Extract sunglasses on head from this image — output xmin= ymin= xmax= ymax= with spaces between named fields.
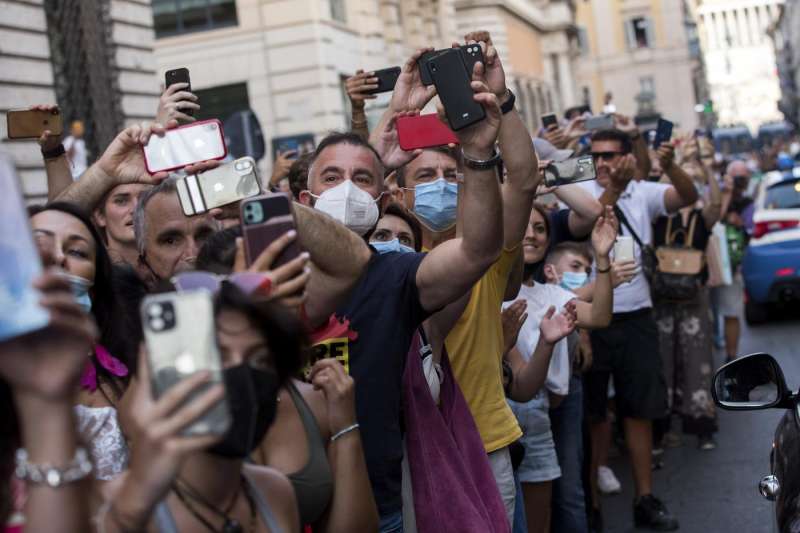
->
xmin=172 ymin=271 xmax=272 ymax=297
xmin=591 ymin=151 xmax=623 ymax=161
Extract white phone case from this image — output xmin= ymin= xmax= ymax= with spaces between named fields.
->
xmin=143 ymin=119 xmax=227 ymax=174
xmin=614 ymin=236 xmax=634 ymax=262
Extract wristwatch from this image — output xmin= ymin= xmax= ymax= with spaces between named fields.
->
xmin=462 ymin=147 xmax=502 ymax=171
xmin=15 ymin=447 xmax=93 ymax=487
xmin=500 ymin=90 xmax=516 ymax=115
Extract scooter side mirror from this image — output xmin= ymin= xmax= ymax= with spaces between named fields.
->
xmin=711 ymin=353 xmax=793 ymax=410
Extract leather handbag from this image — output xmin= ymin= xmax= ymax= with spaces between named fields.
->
xmin=652 ymin=213 xmax=705 ymax=301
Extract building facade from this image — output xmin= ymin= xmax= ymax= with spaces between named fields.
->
xmin=573 ymin=0 xmax=702 ymax=131
xmin=687 ymin=0 xmax=784 ymax=133
xmin=770 ymin=0 xmax=800 ymax=128
xmin=151 ymin=0 xmax=581 ymax=174
xmin=1 ymin=0 xmax=160 ymax=201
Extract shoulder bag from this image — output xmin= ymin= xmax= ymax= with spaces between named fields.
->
xmin=652 ymin=212 xmax=705 ymax=301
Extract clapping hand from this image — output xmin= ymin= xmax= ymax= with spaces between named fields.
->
xmin=591 ymin=205 xmax=619 ymax=258
xmin=502 ymin=300 xmax=528 ymax=356
xmin=539 ymin=302 xmax=577 ymax=345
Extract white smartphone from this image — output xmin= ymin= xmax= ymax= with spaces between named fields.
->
xmin=141 ymin=290 xmax=230 ymax=437
xmin=613 ymin=235 xmax=634 ymax=262
xmin=143 ymin=119 xmax=227 ymax=174
xmin=176 ymin=157 xmax=261 ymax=216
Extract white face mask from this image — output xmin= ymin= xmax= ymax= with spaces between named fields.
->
xmin=312 ymin=180 xmax=380 ymax=236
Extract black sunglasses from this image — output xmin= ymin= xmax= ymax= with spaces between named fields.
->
xmin=591 ymin=151 xmax=624 ymax=161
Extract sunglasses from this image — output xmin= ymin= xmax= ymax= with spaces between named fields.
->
xmin=172 ymin=271 xmax=272 ymax=297
xmin=591 ymin=151 xmax=624 ymax=161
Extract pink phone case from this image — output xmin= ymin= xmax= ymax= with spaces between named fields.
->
xmin=143 ymin=119 xmax=228 ymax=174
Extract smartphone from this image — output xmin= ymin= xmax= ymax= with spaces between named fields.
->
xmin=240 ymin=194 xmax=304 ymax=268
xmin=143 ymin=119 xmax=227 ymax=174
xmin=541 ymin=113 xmax=558 ymax=129
xmin=363 ymin=66 xmax=401 ymax=95
xmin=543 ymin=156 xmax=597 ymax=187
xmin=427 ymin=48 xmax=485 ymax=131
xmin=164 ymin=68 xmax=193 ymax=117
xmin=419 ymin=44 xmax=484 ymax=86
xmin=0 ymin=156 xmax=49 ymax=342
xmin=396 ymin=114 xmax=459 ymax=151
xmin=653 ymin=118 xmax=674 ymax=149
xmin=6 ymin=108 xmax=63 ymax=139
xmin=176 ymin=157 xmax=261 ymax=216
xmin=613 ymin=236 xmax=634 ymax=263
xmin=585 ymin=114 xmax=614 ymax=131
xmin=141 ymin=290 xmax=230 ymax=437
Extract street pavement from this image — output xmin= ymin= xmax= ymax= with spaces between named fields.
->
xmin=603 ymin=309 xmax=800 ymax=533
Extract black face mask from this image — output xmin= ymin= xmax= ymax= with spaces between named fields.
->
xmin=208 ymin=364 xmax=279 ymax=459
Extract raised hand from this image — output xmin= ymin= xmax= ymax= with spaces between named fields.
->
xmin=96 ymin=121 xmax=175 ymax=184
xmin=464 ymin=31 xmax=507 ymax=100
xmin=656 ymin=142 xmax=676 ymax=172
xmin=539 ymin=302 xmax=577 ymax=345
xmin=370 ymin=110 xmax=423 ymax=171
xmin=308 ymin=358 xmax=357 ymax=436
xmin=609 ymin=153 xmax=636 ymax=192
xmin=391 ymin=48 xmax=437 ymax=113
xmin=30 ymin=104 xmax=63 ymax=152
xmin=502 ymin=299 xmax=528 ymax=356
xmin=591 ymin=205 xmax=619 ymax=258
xmin=232 ymin=232 xmax=311 ymax=308
xmin=156 ymin=82 xmax=199 ymax=125
xmin=613 ymin=113 xmax=638 ymax=135
xmin=346 ymin=70 xmax=379 ymax=108
xmin=0 ymin=272 xmax=98 ymax=401
xmin=270 ymin=150 xmax=297 ymax=187
xmin=542 ymin=125 xmax=568 ymax=149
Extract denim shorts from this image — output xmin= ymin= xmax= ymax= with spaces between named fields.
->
xmin=508 ymin=391 xmax=561 ymax=484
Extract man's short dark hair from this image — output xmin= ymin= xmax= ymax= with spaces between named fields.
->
xmin=395 ymin=146 xmax=461 ymax=188
xmin=590 ymin=129 xmax=633 ymax=155
xmin=364 ymin=203 xmax=424 ymax=252
xmin=287 ymin=153 xmax=312 ymax=200
xmin=309 ymin=132 xmax=385 ymax=185
xmin=545 ymin=241 xmax=593 ymax=266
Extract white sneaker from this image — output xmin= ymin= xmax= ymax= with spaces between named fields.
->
xmin=598 ymin=465 xmax=622 ymax=495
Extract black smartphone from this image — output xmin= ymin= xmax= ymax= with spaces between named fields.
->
xmin=165 ymin=68 xmax=193 ymax=116
xmin=419 ymin=45 xmax=484 ymax=86
xmin=653 ymin=118 xmax=674 ymax=149
xmin=542 ymin=113 xmax=558 ymax=129
xmin=363 ymin=66 xmax=401 ymax=95
xmin=427 ymin=48 xmax=485 ymax=131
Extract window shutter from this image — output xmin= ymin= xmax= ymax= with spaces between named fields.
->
xmin=624 ymin=19 xmax=635 ymax=49
xmin=644 ymin=17 xmax=655 ymax=47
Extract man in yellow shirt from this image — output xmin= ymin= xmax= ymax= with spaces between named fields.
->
xmin=393 ymin=31 xmax=541 ymax=523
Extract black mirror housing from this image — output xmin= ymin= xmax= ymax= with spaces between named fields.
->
xmin=711 ymin=353 xmax=793 ymax=411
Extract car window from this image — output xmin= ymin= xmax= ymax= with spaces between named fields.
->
xmin=764 ymin=179 xmax=800 ymax=210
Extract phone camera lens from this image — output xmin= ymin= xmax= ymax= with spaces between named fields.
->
xmin=151 ymin=318 xmax=165 ymax=331
xmin=147 ymin=303 xmax=163 ymax=318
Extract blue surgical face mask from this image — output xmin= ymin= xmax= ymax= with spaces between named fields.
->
xmin=370 ymin=238 xmax=415 ymax=255
xmin=412 ymin=178 xmax=458 ymax=232
xmin=560 ymin=271 xmax=588 ymax=292
xmin=63 ymin=273 xmax=93 ymax=313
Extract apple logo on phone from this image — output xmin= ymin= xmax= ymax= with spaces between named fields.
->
xmin=214 ymin=182 xmax=224 ymax=192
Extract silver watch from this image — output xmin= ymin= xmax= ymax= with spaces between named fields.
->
xmin=15 ymin=447 xmax=93 ymax=487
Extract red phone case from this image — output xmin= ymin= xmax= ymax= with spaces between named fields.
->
xmin=142 ymin=119 xmax=228 ymax=175
xmin=240 ymin=195 xmax=304 ymax=269
xmin=397 ymin=114 xmax=460 ymax=151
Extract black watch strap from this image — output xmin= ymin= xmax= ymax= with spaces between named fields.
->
xmin=462 ymin=147 xmax=502 ymax=171
xmin=42 ymin=144 xmax=65 ymax=160
xmin=500 ymin=90 xmax=516 ymax=115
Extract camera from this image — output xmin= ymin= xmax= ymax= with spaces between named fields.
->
xmin=145 ymin=301 xmax=176 ymax=332
xmin=242 ymin=201 xmax=264 ymax=225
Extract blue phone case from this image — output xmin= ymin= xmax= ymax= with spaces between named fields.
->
xmin=0 ymin=154 xmax=49 ymax=342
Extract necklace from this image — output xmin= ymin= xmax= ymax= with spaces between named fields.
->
xmin=173 ymin=475 xmax=255 ymax=533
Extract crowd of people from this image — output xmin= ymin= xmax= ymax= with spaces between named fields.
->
xmin=1 ymin=30 xmax=768 ymax=533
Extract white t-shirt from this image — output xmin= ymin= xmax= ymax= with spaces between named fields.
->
xmin=503 ymin=283 xmax=575 ymax=396
xmin=63 ymin=136 xmax=88 ymax=179
xmin=578 ymin=179 xmax=670 ymax=313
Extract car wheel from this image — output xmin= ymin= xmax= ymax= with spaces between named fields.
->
xmin=745 ymin=300 xmax=769 ymax=325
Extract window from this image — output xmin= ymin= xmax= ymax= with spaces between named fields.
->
xmin=625 ymin=17 xmax=654 ymax=49
xmin=330 ymin=0 xmax=347 ymax=23
xmin=640 ymin=76 xmax=655 ymax=95
xmin=576 ymin=27 xmax=590 ymax=55
xmin=152 ymin=0 xmax=238 ymax=38
xmin=193 ymin=82 xmax=250 ymax=124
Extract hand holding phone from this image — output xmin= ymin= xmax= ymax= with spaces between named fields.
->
xmin=653 ymin=118 xmax=674 ymax=149
xmin=164 ymin=68 xmax=195 ymax=118
xmin=541 ymin=113 xmax=558 ymax=129
xmin=176 ymin=157 xmax=261 ymax=216
xmin=613 ymin=236 xmax=634 ymax=263
xmin=427 ymin=48 xmax=485 ymax=131
xmin=6 ymin=108 xmax=63 ymax=139
xmin=585 ymin=114 xmax=614 ymax=131
xmin=240 ymin=194 xmax=304 ymax=269
xmin=543 ymin=156 xmax=597 ymax=187
xmin=363 ymin=67 xmax=401 ymax=95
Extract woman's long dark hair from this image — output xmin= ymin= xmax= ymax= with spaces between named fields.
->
xmin=28 ymin=202 xmax=135 ymax=399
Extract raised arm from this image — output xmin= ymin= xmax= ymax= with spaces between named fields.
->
xmin=657 ymin=143 xmax=699 ymax=213
xmin=554 ymin=182 xmax=604 ymax=239
xmin=466 ymin=31 xmax=539 ymax=249
xmin=27 ymin=105 xmax=74 ymax=200
xmin=293 ymin=203 xmax=373 ymax=328
xmin=345 ymin=70 xmax=380 ymax=140
xmin=574 ymin=207 xmax=615 ymax=329
xmin=415 ymin=73 xmax=504 ymax=312
xmin=614 ymin=114 xmax=651 ymax=180
xmin=56 ymin=122 xmax=172 ymax=212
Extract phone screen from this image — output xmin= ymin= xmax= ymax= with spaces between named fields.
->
xmin=144 ymin=120 xmax=227 ymax=174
